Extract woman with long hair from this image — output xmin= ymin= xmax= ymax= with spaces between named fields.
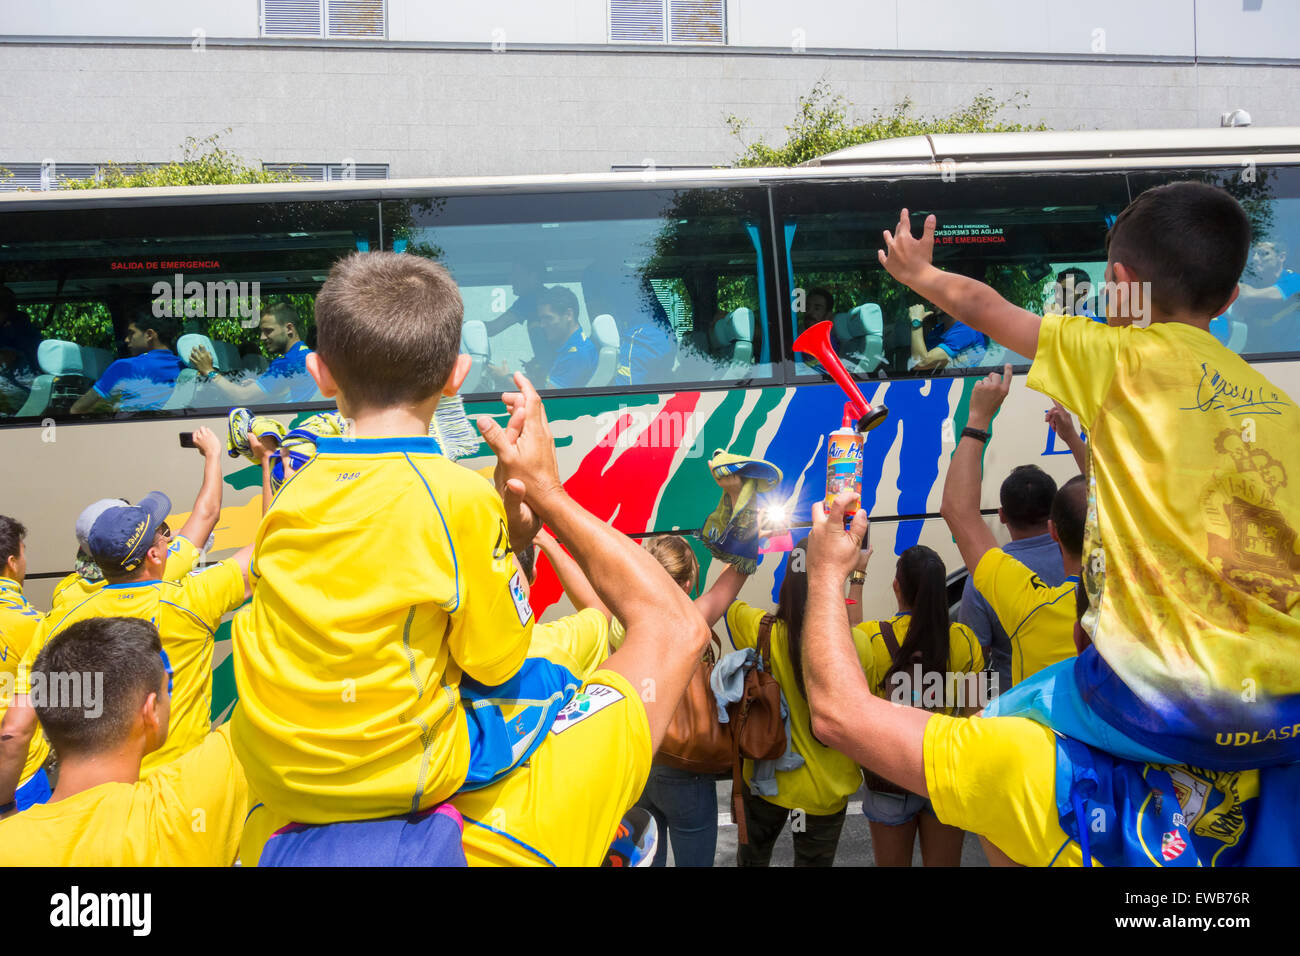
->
xmin=855 ymin=544 xmax=984 ymax=866
xmin=720 ymin=534 xmax=875 ymax=867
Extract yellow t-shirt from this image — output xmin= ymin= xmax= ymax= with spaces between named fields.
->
xmin=50 ymin=536 xmax=202 ymax=609
xmin=232 ymin=435 xmax=534 ymax=824
xmin=532 ymin=609 xmax=610 ymax=680
xmin=19 ymin=559 xmax=245 ymax=778
xmin=0 ymin=577 xmax=41 ymax=686
xmin=856 ymin=613 xmax=986 ymax=716
xmin=726 ymin=600 xmax=872 ymax=816
xmin=0 ymin=726 xmax=249 ymax=866
xmin=1029 ymin=314 xmax=1300 ymax=740
xmin=973 ymin=548 xmax=1078 ymax=686
xmin=240 ymin=668 xmax=651 ymax=867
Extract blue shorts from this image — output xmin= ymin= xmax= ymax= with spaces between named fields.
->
xmin=16 ymin=767 xmax=52 ymax=811
xmin=861 ymin=785 xmax=931 ymax=826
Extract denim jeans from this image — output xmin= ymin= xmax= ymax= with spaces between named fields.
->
xmin=634 ymin=765 xmax=719 ymax=867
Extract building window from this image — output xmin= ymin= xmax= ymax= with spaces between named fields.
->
xmin=0 ymin=162 xmax=104 ymax=191
xmin=609 ymin=0 xmax=725 ymax=44
xmin=263 ymin=163 xmax=390 ymax=181
xmin=262 ymin=0 xmax=386 ymax=40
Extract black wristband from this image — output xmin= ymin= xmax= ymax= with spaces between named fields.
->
xmin=0 ymin=800 xmax=15 ymax=814
xmin=961 ymin=426 xmax=991 ymax=443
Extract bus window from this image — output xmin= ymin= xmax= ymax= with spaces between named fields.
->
xmin=1128 ymin=166 xmax=1300 ymax=358
xmin=383 ymin=187 xmax=780 ymax=395
xmin=0 ymin=199 xmax=379 ymax=421
xmin=774 ymin=174 xmax=1131 ymax=379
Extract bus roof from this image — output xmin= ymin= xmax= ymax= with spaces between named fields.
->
xmin=808 ymin=126 xmax=1300 ymax=166
xmin=2 ymin=127 xmax=1298 ymax=210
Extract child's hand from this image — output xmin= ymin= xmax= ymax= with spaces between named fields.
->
xmin=246 ymin=429 xmax=279 ymax=465
xmin=968 ymin=364 xmax=1013 ymax=429
xmin=1045 ymin=401 xmax=1079 ymax=441
xmin=878 ymin=208 xmax=938 ymax=288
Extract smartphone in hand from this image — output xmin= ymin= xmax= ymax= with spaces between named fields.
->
xmin=178 ymin=432 xmax=195 ymax=448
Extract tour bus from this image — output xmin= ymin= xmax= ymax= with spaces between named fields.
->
xmin=1 ymin=126 xmax=1298 ymax=722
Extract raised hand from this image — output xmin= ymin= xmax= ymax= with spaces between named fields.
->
xmin=878 ymin=208 xmax=938 ymax=288
xmin=476 ymin=372 xmax=563 ymax=509
xmin=808 ymin=490 xmax=869 ymax=585
xmin=968 ymin=364 xmax=1014 ymax=429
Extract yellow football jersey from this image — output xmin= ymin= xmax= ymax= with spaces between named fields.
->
xmin=0 ymin=577 xmax=41 ymax=686
xmin=857 ymin=613 xmax=986 ymax=714
xmin=727 ymin=600 xmax=873 ymax=816
xmin=18 ymin=559 xmax=245 ymax=777
xmin=231 ymin=435 xmax=534 ymax=824
xmin=1029 ymin=313 xmax=1300 ymax=760
xmin=0 ymin=726 xmax=248 ymax=866
xmin=49 ymin=535 xmax=202 ymax=608
xmin=972 ymin=548 xmax=1078 ymax=686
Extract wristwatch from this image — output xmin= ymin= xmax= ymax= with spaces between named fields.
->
xmin=961 ymin=426 xmax=991 ymax=443
xmin=910 ymin=318 xmax=923 ymax=330
xmin=848 ymin=571 xmax=866 ymax=585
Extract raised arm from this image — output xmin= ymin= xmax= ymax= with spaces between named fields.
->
xmin=175 ymin=426 xmax=225 ymax=547
xmin=694 ymin=563 xmax=749 ymax=628
xmin=803 ymin=492 xmax=931 ymax=796
xmin=880 ymin=209 xmax=1042 ymax=359
xmin=535 ymin=528 xmax=610 ymax=621
xmin=939 ymin=365 xmax=1012 ymax=577
xmin=477 ymin=373 xmax=709 ymax=752
xmin=1045 ymin=401 xmax=1087 ymax=475
xmin=846 ymin=547 xmax=872 ymax=628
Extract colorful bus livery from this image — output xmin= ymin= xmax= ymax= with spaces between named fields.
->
xmin=2 ymin=127 xmax=1299 ymax=725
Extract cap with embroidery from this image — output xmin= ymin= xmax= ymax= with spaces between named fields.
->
xmin=84 ymin=492 xmax=171 ymax=577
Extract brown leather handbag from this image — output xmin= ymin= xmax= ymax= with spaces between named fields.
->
xmin=860 ymin=618 xmax=913 ymax=797
xmin=654 ymin=633 xmax=732 ymax=774
xmin=653 ymin=615 xmax=788 ymax=843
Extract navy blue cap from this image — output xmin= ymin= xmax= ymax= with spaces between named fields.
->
xmin=85 ymin=492 xmax=172 ymax=577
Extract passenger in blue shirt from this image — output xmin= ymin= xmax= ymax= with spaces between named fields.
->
xmin=1230 ymin=240 xmax=1300 ymax=354
xmin=909 ymin=304 xmax=987 ymax=370
xmin=188 ymin=302 xmax=318 ymax=405
xmin=534 ymin=286 xmax=597 ymax=390
xmin=958 ymin=464 xmax=1066 ymax=690
xmin=70 ymin=313 xmax=184 ymax=414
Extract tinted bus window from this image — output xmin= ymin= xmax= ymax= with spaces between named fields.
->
xmin=382 ymin=188 xmax=779 ymax=396
xmin=1127 ymin=166 xmax=1300 ymax=359
xmin=773 ymin=174 xmax=1131 ymax=379
xmin=0 ymin=200 xmax=380 ymax=421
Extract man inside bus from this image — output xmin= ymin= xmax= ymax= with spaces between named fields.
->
xmin=908 ymin=302 xmax=987 ymax=371
xmin=1052 ymin=268 xmax=1100 ymax=320
xmin=1233 ymin=239 xmax=1300 ymax=353
xmin=796 ymin=286 xmax=836 ymax=337
xmin=484 ymin=259 xmax=552 ymax=386
xmin=533 ymin=285 xmax=597 ymax=389
xmin=69 ymin=308 xmax=184 ymax=414
xmin=185 ymin=301 xmax=317 ymax=405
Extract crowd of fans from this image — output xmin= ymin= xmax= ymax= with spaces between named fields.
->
xmin=0 ymin=180 xmax=1296 ymax=867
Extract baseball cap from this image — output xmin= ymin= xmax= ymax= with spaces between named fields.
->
xmin=83 ymin=492 xmax=172 ymax=577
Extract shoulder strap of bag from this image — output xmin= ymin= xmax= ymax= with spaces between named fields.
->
xmin=757 ymin=614 xmax=774 ymax=671
xmin=879 ymin=618 xmax=901 ymax=661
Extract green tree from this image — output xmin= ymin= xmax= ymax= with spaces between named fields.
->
xmin=62 ymin=129 xmax=298 ymax=190
xmin=726 ymin=80 xmax=1047 ymax=168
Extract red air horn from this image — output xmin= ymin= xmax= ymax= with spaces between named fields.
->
xmin=793 ymin=321 xmax=889 ymax=432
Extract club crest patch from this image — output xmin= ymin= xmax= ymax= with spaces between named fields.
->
xmin=508 ymin=571 xmax=533 ymax=627
xmin=550 ymin=683 xmax=624 ymax=734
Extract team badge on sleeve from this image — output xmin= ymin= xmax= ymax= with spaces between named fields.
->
xmin=508 ymin=571 xmax=533 ymax=627
xmin=551 ymin=683 xmax=624 ymax=734
xmin=1161 ymin=830 xmax=1187 ymax=861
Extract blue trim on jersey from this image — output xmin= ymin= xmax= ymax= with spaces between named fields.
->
xmin=462 ymin=815 xmax=557 ymax=867
xmin=458 ymin=656 xmax=583 ymax=791
xmin=15 ymin=767 xmax=52 ymax=811
xmin=401 ymin=452 xmax=459 ymax=613
xmin=316 ymin=435 xmax=444 ymax=456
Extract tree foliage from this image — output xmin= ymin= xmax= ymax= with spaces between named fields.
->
xmin=61 ymin=129 xmax=299 ymax=190
xmin=726 ymin=80 xmax=1047 ymax=168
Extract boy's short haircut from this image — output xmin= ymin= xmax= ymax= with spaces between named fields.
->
xmin=538 ymin=285 xmax=581 ymax=321
xmin=1000 ymin=465 xmax=1057 ymax=530
xmin=315 ymin=252 xmax=464 ymax=409
xmin=0 ymin=514 xmax=25 ymax=567
xmin=1105 ymin=181 xmax=1251 ymax=316
xmin=1050 ymin=475 xmax=1088 ymax=561
xmin=32 ymin=617 xmax=165 ymax=758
